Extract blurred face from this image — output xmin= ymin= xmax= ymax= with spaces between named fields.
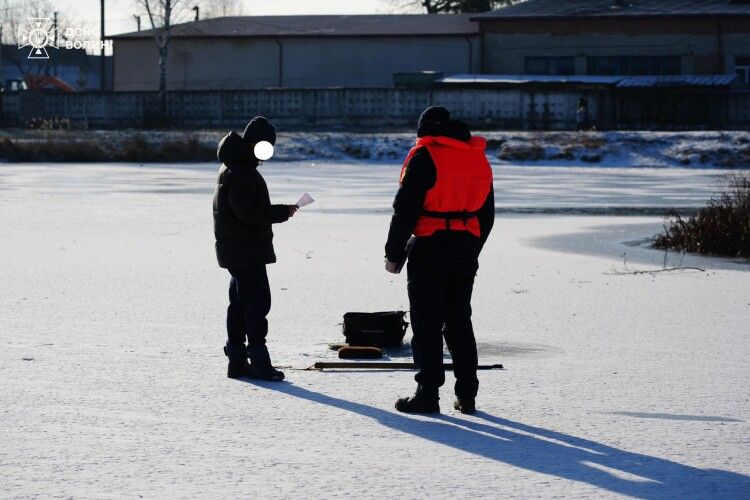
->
xmin=254 ymin=141 xmax=274 ymax=161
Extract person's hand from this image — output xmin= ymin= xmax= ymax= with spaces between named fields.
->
xmin=385 ymin=259 xmax=399 ymax=274
xmin=288 ymin=205 xmax=299 ymax=217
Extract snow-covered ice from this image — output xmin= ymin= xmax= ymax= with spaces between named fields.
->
xmin=1 ymin=161 xmax=749 ymax=498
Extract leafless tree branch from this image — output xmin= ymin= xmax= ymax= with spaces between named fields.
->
xmin=604 ymin=252 xmax=706 ymax=275
xmin=384 ymin=0 xmax=520 ymax=14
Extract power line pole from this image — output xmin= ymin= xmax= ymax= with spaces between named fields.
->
xmin=0 ymin=26 xmax=3 ymax=92
xmin=0 ymin=26 xmax=3 ymax=125
xmin=100 ymin=0 xmax=105 ymax=91
xmin=134 ymin=15 xmax=141 ymax=31
xmin=53 ymin=12 xmax=58 ymax=76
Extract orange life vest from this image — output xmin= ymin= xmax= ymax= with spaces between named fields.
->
xmin=400 ymin=135 xmax=492 ymax=238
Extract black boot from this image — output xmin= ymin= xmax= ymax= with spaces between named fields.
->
xmin=395 ymin=387 xmax=440 ymax=414
xmin=247 ymin=345 xmax=285 ymax=381
xmin=454 ymin=397 xmax=476 ymax=415
xmin=224 ymin=344 xmax=253 ymax=379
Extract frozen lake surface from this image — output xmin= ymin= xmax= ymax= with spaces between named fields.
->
xmin=0 ymin=161 xmax=734 ymax=213
xmin=1 ymin=161 xmax=749 ymax=498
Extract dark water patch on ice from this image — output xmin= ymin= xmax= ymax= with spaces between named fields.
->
xmin=385 ymin=344 xmax=412 ymax=359
xmin=476 ymin=341 xmax=562 ymax=358
xmin=276 ymin=206 xmax=702 ymax=217
xmin=531 ymin=222 xmax=750 ymax=272
xmin=623 ymin=238 xmax=652 ymax=247
xmin=113 ymin=187 xmax=213 ymax=195
xmin=311 ymin=208 xmax=392 ymax=215
xmin=496 ymin=207 xmax=700 ymax=216
xmin=379 ymin=341 xmax=560 ymax=360
xmin=612 ymin=411 xmax=743 ymax=423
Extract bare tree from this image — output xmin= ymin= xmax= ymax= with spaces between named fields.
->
xmin=135 ymin=0 xmax=196 ymax=119
xmin=387 ymin=0 xmax=520 ymax=13
xmin=202 ymin=0 xmax=244 ymax=18
xmin=133 ymin=0 xmax=233 ymax=121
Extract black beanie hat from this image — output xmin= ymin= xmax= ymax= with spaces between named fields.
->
xmin=417 ymin=106 xmax=451 ymax=137
xmin=242 ymin=116 xmax=276 ymax=145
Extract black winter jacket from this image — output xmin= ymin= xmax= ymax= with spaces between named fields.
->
xmin=213 ymin=131 xmax=289 ymax=268
xmin=385 ymin=121 xmax=495 ymax=275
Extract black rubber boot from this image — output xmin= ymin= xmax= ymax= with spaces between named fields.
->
xmin=224 ymin=344 xmax=253 ymax=379
xmin=247 ymin=345 xmax=285 ymax=381
xmin=454 ymin=397 xmax=476 ymax=415
xmin=395 ymin=388 xmax=440 ymax=414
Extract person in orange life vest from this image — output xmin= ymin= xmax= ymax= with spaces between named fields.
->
xmin=384 ymin=106 xmax=495 ymax=415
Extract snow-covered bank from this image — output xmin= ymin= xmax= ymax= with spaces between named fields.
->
xmin=2 ymin=129 xmax=749 ymax=168
xmin=291 ymin=130 xmax=750 ymax=169
xmin=1 ymin=162 xmax=748 ymax=498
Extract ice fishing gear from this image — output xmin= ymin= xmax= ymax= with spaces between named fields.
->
xmin=337 ymin=346 xmax=384 ymax=359
xmin=307 ymin=362 xmax=504 ymax=371
xmin=342 ymin=311 xmax=408 ymax=347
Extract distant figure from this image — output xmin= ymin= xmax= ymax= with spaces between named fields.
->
xmin=577 ymin=97 xmax=589 ymax=131
xmin=213 ymin=117 xmax=298 ymax=380
xmin=385 ymin=106 xmax=495 ymax=414
xmin=542 ymin=102 xmax=552 ymax=130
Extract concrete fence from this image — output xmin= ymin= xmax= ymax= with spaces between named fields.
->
xmin=1 ymin=88 xmax=748 ymax=130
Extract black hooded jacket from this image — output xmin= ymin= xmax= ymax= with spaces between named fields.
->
xmin=385 ymin=120 xmax=495 ymax=275
xmin=213 ymin=131 xmax=289 ymax=268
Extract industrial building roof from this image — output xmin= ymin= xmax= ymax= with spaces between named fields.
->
xmin=440 ymin=74 xmax=622 ymax=85
xmin=473 ymin=0 xmax=750 ymax=20
xmin=110 ymin=15 xmax=478 ymax=39
xmin=615 ymin=74 xmax=739 ymax=87
xmin=437 ymin=74 xmax=740 ymax=87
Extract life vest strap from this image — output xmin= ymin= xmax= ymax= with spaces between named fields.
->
xmin=420 ymin=209 xmax=480 ymax=230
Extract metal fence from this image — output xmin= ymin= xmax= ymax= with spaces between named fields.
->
xmin=1 ymin=88 xmax=748 ymax=129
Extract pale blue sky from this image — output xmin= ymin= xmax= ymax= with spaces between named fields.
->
xmin=41 ymin=0 xmax=410 ymax=54
xmin=71 ymin=0 xmax=401 ymax=38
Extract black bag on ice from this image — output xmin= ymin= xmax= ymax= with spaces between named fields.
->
xmin=342 ymin=311 xmax=409 ymax=347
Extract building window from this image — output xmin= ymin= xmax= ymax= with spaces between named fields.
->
xmin=737 ymin=56 xmax=750 ymax=87
xmin=587 ymin=56 xmax=681 ymax=76
xmin=524 ymin=57 xmax=575 ymax=75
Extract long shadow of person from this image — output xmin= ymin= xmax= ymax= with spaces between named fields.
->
xmin=240 ymin=380 xmax=750 ymax=498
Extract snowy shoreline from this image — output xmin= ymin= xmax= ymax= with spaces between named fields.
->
xmin=1 ymin=129 xmax=749 ymax=168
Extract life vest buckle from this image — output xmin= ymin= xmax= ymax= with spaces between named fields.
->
xmin=421 ymin=209 xmax=476 ymax=231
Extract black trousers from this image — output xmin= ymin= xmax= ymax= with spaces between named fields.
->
xmin=227 ymin=266 xmax=271 ymax=348
xmin=407 ymin=267 xmax=479 ymax=399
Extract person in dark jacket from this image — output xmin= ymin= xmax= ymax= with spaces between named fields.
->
xmin=385 ymin=106 xmax=495 ymax=414
xmin=213 ymin=116 xmax=297 ymax=381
